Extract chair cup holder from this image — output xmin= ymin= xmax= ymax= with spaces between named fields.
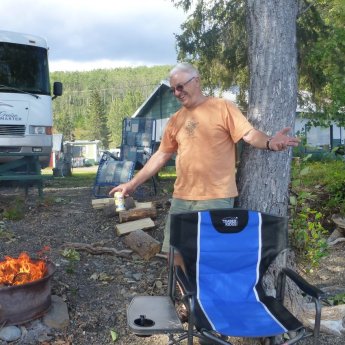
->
xmin=133 ymin=315 xmax=155 ymax=337
xmin=134 ymin=315 xmax=155 ymax=327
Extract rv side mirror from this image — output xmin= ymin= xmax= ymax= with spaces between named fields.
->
xmin=53 ymin=82 xmax=63 ymax=98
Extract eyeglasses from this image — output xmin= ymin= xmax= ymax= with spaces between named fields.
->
xmin=170 ymin=76 xmax=196 ymax=94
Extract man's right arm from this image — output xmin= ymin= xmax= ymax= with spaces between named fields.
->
xmin=108 ymin=150 xmax=173 ymax=196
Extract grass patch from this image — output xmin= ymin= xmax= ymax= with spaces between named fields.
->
xmin=158 ymin=166 xmax=176 ymax=180
xmin=44 ymin=167 xmax=97 ymax=189
xmin=2 ymin=197 xmax=25 ymax=220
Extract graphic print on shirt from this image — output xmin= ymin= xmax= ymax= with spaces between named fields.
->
xmin=185 ymin=118 xmax=198 ymax=137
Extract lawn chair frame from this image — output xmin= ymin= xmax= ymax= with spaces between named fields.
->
xmin=127 ymin=208 xmax=324 ymax=345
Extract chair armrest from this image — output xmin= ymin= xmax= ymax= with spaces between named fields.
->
xmin=175 ymin=266 xmax=195 ymax=296
xmin=282 ymin=267 xmax=325 ymax=299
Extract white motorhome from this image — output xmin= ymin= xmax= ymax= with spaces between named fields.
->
xmin=0 ymin=30 xmax=62 ymax=168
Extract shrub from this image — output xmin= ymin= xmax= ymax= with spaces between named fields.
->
xmin=290 ymin=159 xmax=345 ymax=270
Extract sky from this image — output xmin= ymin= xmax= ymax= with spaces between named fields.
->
xmin=0 ymin=0 xmax=189 ymax=72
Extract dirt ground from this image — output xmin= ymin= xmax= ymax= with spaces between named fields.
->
xmin=0 ymin=174 xmax=344 ymax=345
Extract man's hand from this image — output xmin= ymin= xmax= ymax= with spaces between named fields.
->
xmin=268 ymin=127 xmax=300 ymax=151
xmin=242 ymin=127 xmax=300 ymax=151
xmin=109 ymin=181 xmax=135 ymax=197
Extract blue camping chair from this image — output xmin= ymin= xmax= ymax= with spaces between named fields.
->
xmin=120 ymin=117 xmax=156 ymax=170
xmin=127 ymin=209 xmax=324 ymax=345
xmin=93 ymin=117 xmax=157 ymax=198
xmin=92 ymin=151 xmax=135 ymax=198
xmin=120 ymin=117 xmax=158 ymax=199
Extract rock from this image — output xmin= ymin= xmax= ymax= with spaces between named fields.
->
xmin=43 ymin=295 xmax=69 ymax=329
xmin=304 ymin=304 xmax=345 ymax=336
xmin=322 ymin=285 xmax=345 ymax=296
xmin=132 ymin=273 xmax=142 ymax=281
xmin=0 ymin=326 xmax=21 ymax=342
xmin=331 ymin=214 xmax=345 ymax=236
xmin=332 ymin=214 xmax=345 ymax=228
xmin=20 ymin=321 xmax=51 ymax=345
xmin=328 ymin=228 xmax=344 ymax=243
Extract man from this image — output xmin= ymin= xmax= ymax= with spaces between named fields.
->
xmin=109 ymin=62 xmax=300 ymax=253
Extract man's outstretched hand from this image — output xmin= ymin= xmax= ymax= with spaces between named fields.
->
xmin=269 ymin=127 xmax=300 ymax=151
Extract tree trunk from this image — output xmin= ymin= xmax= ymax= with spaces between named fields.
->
xmin=237 ymin=0 xmax=298 ymax=216
xmin=237 ymin=1 xmax=303 ymax=342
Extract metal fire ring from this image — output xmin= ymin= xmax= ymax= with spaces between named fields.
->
xmin=0 ymin=260 xmax=56 ymax=326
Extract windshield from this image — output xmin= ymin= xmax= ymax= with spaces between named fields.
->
xmin=0 ymin=42 xmax=50 ymax=95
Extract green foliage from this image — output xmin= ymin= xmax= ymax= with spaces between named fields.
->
xmin=61 ymin=248 xmax=80 ymax=261
xmin=290 ymin=157 xmax=329 ymax=270
xmin=290 ymin=158 xmax=345 ymax=268
xmin=172 ymin=0 xmax=345 ymax=125
xmin=292 ymin=159 xmax=345 ymax=215
xmin=54 ymin=111 xmax=74 ymax=141
xmin=293 ymin=144 xmax=345 ymax=162
xmin=51 ymin=65 xmax=172 ymax=145
xmin=61 ymin=248 xmax=80 ymax=274
xmin=2 ymin=197 xmax=25 ymax=220
xmin=290 ymin=206 xmax=328 ymax=270
xmin=327 ymin=292 xmax=345 ymax=306
xmin=87 ymin=90 xmax=110 ymax=149
xmin=174 ymin=0 xmax=248 ymax=93
xmin=108 ymin=90 xmax=145 ymax=147
xmin=297 ymin=0 xmax=345 ymax=125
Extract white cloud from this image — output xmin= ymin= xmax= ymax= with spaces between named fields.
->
xmin=49 ymin=58 xmax=157 ymax=72
xmin=0 ymin=0 xmax=188 ymax=71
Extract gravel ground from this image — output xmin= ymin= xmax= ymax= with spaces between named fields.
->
xmin=0 ymin=176 xmax=344 ymax=345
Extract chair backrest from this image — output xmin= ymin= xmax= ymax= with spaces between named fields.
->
xmin=170 ymin=208 xmax=289 ymax=337
xmin=120 ymin=118 xmax=156 ymax=167
xmin=93 ymin=151 xmax=135 ymax=197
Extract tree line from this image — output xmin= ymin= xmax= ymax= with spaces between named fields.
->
xmin=51 ymin=65 xmax=173 ymax=148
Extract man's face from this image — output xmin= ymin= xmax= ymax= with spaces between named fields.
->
xmin=170 ymin=72 xmax=198 ymax=108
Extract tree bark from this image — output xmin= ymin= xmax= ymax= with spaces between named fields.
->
xmin=237 ymin=1 xmax=305 ymax=342
xmin=237 ymin=0 xmax=298 ymax=216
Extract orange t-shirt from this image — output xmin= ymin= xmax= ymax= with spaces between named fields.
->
xmin=159 ymin=97 xmax=253 ymax=200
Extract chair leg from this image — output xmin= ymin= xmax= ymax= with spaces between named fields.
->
xmin=151 ymin=176 xmax=157 ymax=195
xmin=313 ymin=298 xmax=322 ymax=345
xmin=187 ymin=296 xmax=195 ymax=345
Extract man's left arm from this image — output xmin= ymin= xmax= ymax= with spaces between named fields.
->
xmin=242 ymin=127 xmax=300 ymax=151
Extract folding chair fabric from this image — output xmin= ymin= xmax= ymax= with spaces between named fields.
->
xmin=170 ymin=209 xmax=304 ymax=337
xmin=93 ymin=151 xmax=135 ymax=197
xmin=93 ymin=118 xmax=156 ymax=198
xmin=121 ymin=118 xmax=156 ymax=167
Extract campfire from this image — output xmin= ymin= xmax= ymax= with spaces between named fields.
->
xmin=0 ymin=252 xmax=47 ymax=287
xmin=0 ymin=251 xmax=55 ymax=326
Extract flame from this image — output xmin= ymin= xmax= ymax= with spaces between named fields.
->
xmin=0 ymin=252 xmax=47 ymax=286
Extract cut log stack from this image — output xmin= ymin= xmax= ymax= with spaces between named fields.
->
xmin=92 ymin=197 xmax=161 ymax=260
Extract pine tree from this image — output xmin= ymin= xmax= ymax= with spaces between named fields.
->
xmin=108 ymin=90 xmax=145 ymax=147
xmin=87 ymin=90 xmax=110 ymax=149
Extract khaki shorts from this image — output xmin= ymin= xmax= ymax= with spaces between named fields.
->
xmin=161 ymin=197 xmax=235 ymax=253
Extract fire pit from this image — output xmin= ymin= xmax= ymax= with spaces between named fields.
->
xmin=0 ymin=253 xmax=55 ymax=326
